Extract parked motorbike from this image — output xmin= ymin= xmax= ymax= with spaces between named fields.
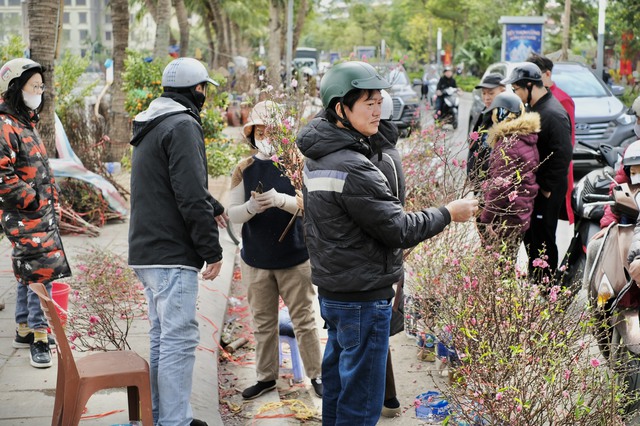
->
xmin=434 ymin=87 xmax=459 ymax=129
xmin=556 ymin=141 xmax=623 ymax=292
xmin=585 ymin=182 xmax=640 ymax=414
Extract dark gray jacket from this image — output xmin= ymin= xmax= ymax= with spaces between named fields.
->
xmin=128 ymin=93 xmax=224 ymax=270
xmin=296 ymin=117 xmax=451 ymax=301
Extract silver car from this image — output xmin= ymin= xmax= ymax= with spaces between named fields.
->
xmin=470 ymin=61 xmax=636 ymax=172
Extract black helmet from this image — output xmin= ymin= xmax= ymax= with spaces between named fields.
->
xmin=486 ymin=92 xmax=524 ymax=124
xmin=501 ymin=63 xmax=542 ymax=85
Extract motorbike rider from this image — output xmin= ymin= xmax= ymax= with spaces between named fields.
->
xmin=628 ymin=95 xmax=640 ymax=139
xmin=434 ymin=66 xmax=459 ymax=120
xmin=623 ymin=140 xmax=640 ymax=282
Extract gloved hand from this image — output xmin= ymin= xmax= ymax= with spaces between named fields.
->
xmin=630 ymin=258 xmax=640 ymax=283
xmin=255 ymin=188 xmax=286 ymax=209
xmin=246 ymin=193 xmax=266 ymax=215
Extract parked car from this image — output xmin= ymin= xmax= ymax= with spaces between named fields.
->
xmin=374 ymin=64 xmax=421 ymax=137
xmin=470 ymin=61 xmax=637 ymax=172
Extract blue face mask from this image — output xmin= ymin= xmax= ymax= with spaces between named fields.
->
xmin=635 ymin=123 xmax=640 ymax=139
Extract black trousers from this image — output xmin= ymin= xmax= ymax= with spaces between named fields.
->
xmin=524 ymin=187 xmax=567 ymax=284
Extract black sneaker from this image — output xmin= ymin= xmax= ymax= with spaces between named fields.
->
xmin=30 ymin=340 xmax=52 ymax=368
xmin=311 ymin=378 xmax=323 ymax=398
xmin=13 ymin=331 xmax=56 ymax=348
xmin=190 ymin=420 xmax=208 ymax=426
xmin=241 ymin=380 xmax=277 ymax=400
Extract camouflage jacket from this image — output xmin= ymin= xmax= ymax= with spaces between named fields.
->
xmin=0 ymin=100 xmax=71 ymax=284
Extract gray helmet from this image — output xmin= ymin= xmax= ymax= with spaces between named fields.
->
xmin=486 ymin=92 xmax=524 ymax=123
xmin=0 ymin=58 xmax=43 ymax=94
xmin=162 ymin=57 xmax=219 ymax=88
xmin=380 ymin=89 xmax=393 ymax=120
xmin=624 ymin=140 xmax=640 ymax=167
xmin=319 ymin=61 xmax=390 ymax=108
xmin=501 ymin=63 xmax=542 ymax=85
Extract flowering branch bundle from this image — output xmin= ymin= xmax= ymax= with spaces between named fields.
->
xmin=67 ymin=247 xmax=147 ymax=352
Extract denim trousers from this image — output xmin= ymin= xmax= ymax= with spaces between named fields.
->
xmin=15 ymin=281 xmax=51 ymax=330
xmin=242 ymin=260 xmax=322 ymax=382
xmin=134 ymin=267 xmax=200 ymax=426
xmin=319 ymin=296 xmax=391 ymax=426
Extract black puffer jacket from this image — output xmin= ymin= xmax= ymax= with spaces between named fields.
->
xmin=297 ymin=117 xmax=451 ymax=302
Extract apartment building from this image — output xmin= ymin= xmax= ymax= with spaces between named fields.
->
xmin=0 ymin=0 xmax=155 ymax=58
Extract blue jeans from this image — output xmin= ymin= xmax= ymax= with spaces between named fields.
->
xmin=15 ymin=281 xmax=51 ymax=330
xmin=319 ymin=297 xmax=392 ymax=426
xmin=134 ymin=267 xmax=200 ymax=426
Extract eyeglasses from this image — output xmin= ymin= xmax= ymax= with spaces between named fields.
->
xmin=29 ymin=83 xmax=46 ymax=92
xmin=512 ymin=86 xmax=522 ymax=93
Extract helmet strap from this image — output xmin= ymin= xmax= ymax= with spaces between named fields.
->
xmin=525 ymin=84 xmax=533 ymax=111
xmin=329 ymin=98 xmax=355 ymax=132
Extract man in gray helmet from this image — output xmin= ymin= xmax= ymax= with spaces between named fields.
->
xmin=503 ymin=62 xmax=572 ymax=285
xmin=129 ymin=57 xmax=226 ymax=426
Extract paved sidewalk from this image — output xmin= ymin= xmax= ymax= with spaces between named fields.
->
xmin=0 ymin=173 xmax=237 ymax=426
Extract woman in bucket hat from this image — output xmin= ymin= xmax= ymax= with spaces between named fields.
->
xmin=227 ymin=100 xmax=323 ymax=400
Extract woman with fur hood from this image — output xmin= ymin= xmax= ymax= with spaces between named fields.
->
xmin=478 ymin=91 xmax=541 ymax=254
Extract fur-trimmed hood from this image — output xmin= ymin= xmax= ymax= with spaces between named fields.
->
xmin=487 ymin=112 xmax=541 ymax=148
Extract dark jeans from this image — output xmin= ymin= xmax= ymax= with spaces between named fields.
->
xmin=524 ymin=188 xmax=566 ymax=284
xmin=320 ymin=297 xmax=392 ymax=425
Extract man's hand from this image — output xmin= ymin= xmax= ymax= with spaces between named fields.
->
xmin=630 ymin=259 xmax=640 ymax=283
xmin=202 ymin=260 xmax=223 ymax=281
xmin=445 ymin=198 xmax=479 ymax=222
xmin=215 ymin=212 xmax=229 ymax=229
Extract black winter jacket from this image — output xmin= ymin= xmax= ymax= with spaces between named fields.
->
xmin=296 ymin=117 xmax=451 ymax=302
xmin=128 ymin=93 xmax=224 ymax=270
xmin=530 ymin=90 xmax=572 ymax=194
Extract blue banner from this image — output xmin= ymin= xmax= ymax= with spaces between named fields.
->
xmin=505 ymin=24 xmax=543 ymax=62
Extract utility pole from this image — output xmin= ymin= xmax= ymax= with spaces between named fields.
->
xmin=596 ymin=0 xmax=606 ymax=80
xmin=285 ymin=0 xmax=293 ymax=89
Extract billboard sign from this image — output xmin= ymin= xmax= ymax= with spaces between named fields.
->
xmin=499 ymin=16 xmax=546 ymax=62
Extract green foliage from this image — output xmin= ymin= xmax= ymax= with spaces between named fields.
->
xmin=122 ymin=50 xmax=167 ymax=118
xmin=205 ymin=137 xmax=250 ymax=178
xmin=456 ymin=75 xmax=481 ymax=92
xmin=0 ymin=35 xmax=26 ymax=64
xmin=53 ymin=52 xmax=96 ymax=124
xmin=456 ymin=35 xmax=502 ymax=76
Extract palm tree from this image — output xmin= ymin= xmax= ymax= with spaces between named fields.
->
xmin=107 ymin=0 xmax=131 ymax=162
xmin=154 ymin=0 xmax=172 ymax=59
xmin=26 ymin=0 xmax=60 ymax=155
xmin=174 ymin=0 xmax=189 ymax=56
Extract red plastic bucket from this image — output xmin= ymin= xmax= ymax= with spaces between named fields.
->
xmin=51 ymin=282 xmax=71 ymax=327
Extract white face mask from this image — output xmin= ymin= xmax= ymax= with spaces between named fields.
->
xmin=254 ymin=138 xmax=275 ymax=156
xmin=631 ymin=173 xmax=640 ymax=185
xmin=22 ymin=90 xmax=42 ymax=110
xmin=634 ymin=123 xmax=640 ymax=139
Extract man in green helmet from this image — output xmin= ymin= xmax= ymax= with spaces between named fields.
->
xmin=296 ymin=61 xmax=478 ymax=424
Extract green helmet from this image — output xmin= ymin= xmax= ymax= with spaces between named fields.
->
xmin=320 ymin=61 xmax=390 ymax=108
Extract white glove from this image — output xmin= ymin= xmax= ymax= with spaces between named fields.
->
xmin=246 ymin=194 xmax=266 ymax=215
xmin=255 ymin=188 xmax=286 ymax=209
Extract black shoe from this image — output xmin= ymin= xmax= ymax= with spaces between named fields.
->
xmin=30 ymin=340 xmax=52 ymax=368
xmin=13 ymin=331 xmax=55 ymax=348
xmin=241 ymin=380 xmax=277 ymax=400
xmin=190 ymin=420 xmax=208 ymax=426
xmin=311 ymin=377 xmax=323 ymax=398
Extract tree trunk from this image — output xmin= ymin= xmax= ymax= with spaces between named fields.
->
xmin=268 ymin=1 xmax=284 ymax=88
xmin=561 ymin=0 xmax=571 ymax=61
xmin=144 ymin=0 xmax=157 ymax=22
xmin=208 ymin=0 xmax=229 ymax=68
xmin=108 ymin=0 xmax=131 ymax=162
xmin=27 ymin=0 xmax=60 ymax=156
xmin=153 ymin=0 xmax=172 ymax=60
xmin=292 ymin=0 xmax=309 ymax=52
xmin=203 ymin=14 xmax=216 ymax=68
xmin=173 ymin=0 xmax=189 ymax=57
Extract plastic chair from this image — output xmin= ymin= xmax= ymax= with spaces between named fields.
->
xmin=29 ymin=283 xmax=153 ymax=426
xmin=279 ymin=335 xmax=304 ymax=383
xmin=278 ymin=307 xmax=304 ymax=383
